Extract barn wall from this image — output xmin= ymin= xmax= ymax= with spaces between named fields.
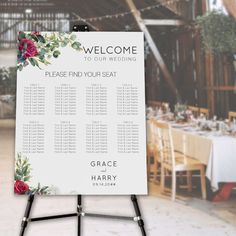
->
xmin=145 ymin=0 xmax=236 ymax=118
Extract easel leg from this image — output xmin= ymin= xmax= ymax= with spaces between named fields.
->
xmin=131 ymin=195 xmax=146 ymax=236
xmin=19 ymin=194 xmax=35 ymax=236
xmin=77 ymin=195 xmax=82 ymax=236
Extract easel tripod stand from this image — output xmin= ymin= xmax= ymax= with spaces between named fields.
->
xmin=20 ymin=194 xmax=146 ymax=236
xmin=19 ymin=25 xmax=146 ymax=236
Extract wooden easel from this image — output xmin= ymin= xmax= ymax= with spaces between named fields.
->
xmin=19 ymin=25 xmax=146 ymax=236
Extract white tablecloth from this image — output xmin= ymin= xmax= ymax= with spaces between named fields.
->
xmin=172 ymin=128 xmax=236 ymax=189
xmin=147 ymin=120 xmax=236 ymax=189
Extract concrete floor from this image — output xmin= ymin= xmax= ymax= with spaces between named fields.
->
xmin=1 ymin=121 xmax=236 ymax=236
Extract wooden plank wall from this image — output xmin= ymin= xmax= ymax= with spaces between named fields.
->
xmin=0 ymin=13 xmax=70 ymax=48
xmin=145 ymin=0 xmax=236 ymax=118
xmin=158 ymin=0 xmax=194 ymax=20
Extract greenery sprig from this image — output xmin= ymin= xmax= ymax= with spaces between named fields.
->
xmin=15 ymin=153 xmax=52 ymax=195
xmin=196 ymin=10 xmax=236 ymax=54
xmin=17 ymin=31 xmax=82 ymax=71
xmin=15 ymin=152 xmax=31 ymax=182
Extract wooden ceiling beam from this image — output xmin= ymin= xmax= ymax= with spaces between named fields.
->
xmin=126 ymin=0 xmax=180 ymax=99
xmin=222 ymin=0 xmax=236 ymax=20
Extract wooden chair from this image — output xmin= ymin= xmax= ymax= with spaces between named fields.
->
xmin=228 ymin=111 xmax=236 ymax=121
xmin=154 ymin=120 xmax=207 ymax=201
xmin=146 ymin=119 xmax=160 ymax=182
xmin=188 ymin=106 xmax=199 ymax=117
xmin=147 ymin=143 xmax=159 ymax=182
xmin=199 ymin=107 xmax=209 ymax=118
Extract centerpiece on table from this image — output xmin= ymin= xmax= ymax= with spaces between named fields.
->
xmin=174 ymin=102 xmax=193 ymax=123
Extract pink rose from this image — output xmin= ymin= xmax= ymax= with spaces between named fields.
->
xmin=14 ymin=180 xmax=29 ymax=194
xmin=19 ymin=38 xmax=38 ymax=59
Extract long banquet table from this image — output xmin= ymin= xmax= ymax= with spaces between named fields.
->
xmin=147 ymin=120 xmax=236 ymax=190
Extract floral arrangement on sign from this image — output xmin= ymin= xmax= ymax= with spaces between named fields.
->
xmin=17 ymin=31 xmax=82 ymax=71
xmin=14 ymin=153 xmax=52 ymax=195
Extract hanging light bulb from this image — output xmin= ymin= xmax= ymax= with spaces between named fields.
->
xmin=25 ymin=9 xmax=32 ymax=14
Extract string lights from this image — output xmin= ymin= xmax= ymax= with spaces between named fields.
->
xmin=1 ymin=0 xmax=194 ymax=35
xmin=9 ymin=0 xmax=192 ymax=24
xmin=73 ymin=0 xmax=192 ymax=23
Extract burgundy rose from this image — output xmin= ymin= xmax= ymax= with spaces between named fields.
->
xmin=14 ymin=180 xmax=29 ymax=194
xmin=19 ymin=38 xmax=38 ymax=59
xmin=30 ymin=31 xmax=41 ymax=36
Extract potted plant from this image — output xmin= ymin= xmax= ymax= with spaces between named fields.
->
xmin=196 ymin=10 xmax=236 ymax=54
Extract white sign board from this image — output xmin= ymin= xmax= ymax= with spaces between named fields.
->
xmin=15 ymin=31 xmax=147 ymax=195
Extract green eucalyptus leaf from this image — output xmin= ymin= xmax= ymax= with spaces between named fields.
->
xmin=25 ymin=34 xmax=31 ymax=39
xmin=44 ymin=59 xmax=51 ymax=65
xmin=14 ymin=175 xmax=20 ymax=180
xmin=23 ymin=176 xmax=31 ymax=182
xmin=23 ymin=61 xmax=29 ymax=67
xmin=29 ymin=58 xmax=36 ymax=66
xmin=37 ymin=35 xmax=46 ymax=43
xmin=18 ymin=32 xmax=26 ymax=40
xmin=71 ymin=42 xmax=81 ymax=50
xmin=40 ymin=48 xmax=46 ymax=56
xmin=53 ymin=50 xmax=61 ymax=58
xmin=34 ymin=59 xmax=41 ymax=69
xmin=61 ymin=38 xmax=70 ymax=47
xmin=31 ymin=35 xmax=38 ymax=42
xmin=39 ymin=55 xmax=45 ymax=61
xmin=54 ymin=42 xmax=60 ymax=48
xmin=70 ymin=34 xmax=77 ymax=40
xmin=61 ymin=41 xmax=68 ymax=47
xmin=22 ymin=166 xmax=28 ymax=174
xmin=18 ymin=64 xmax=23 ymax=71
xmin=23 ymin=42 xmax=27 ymax=50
